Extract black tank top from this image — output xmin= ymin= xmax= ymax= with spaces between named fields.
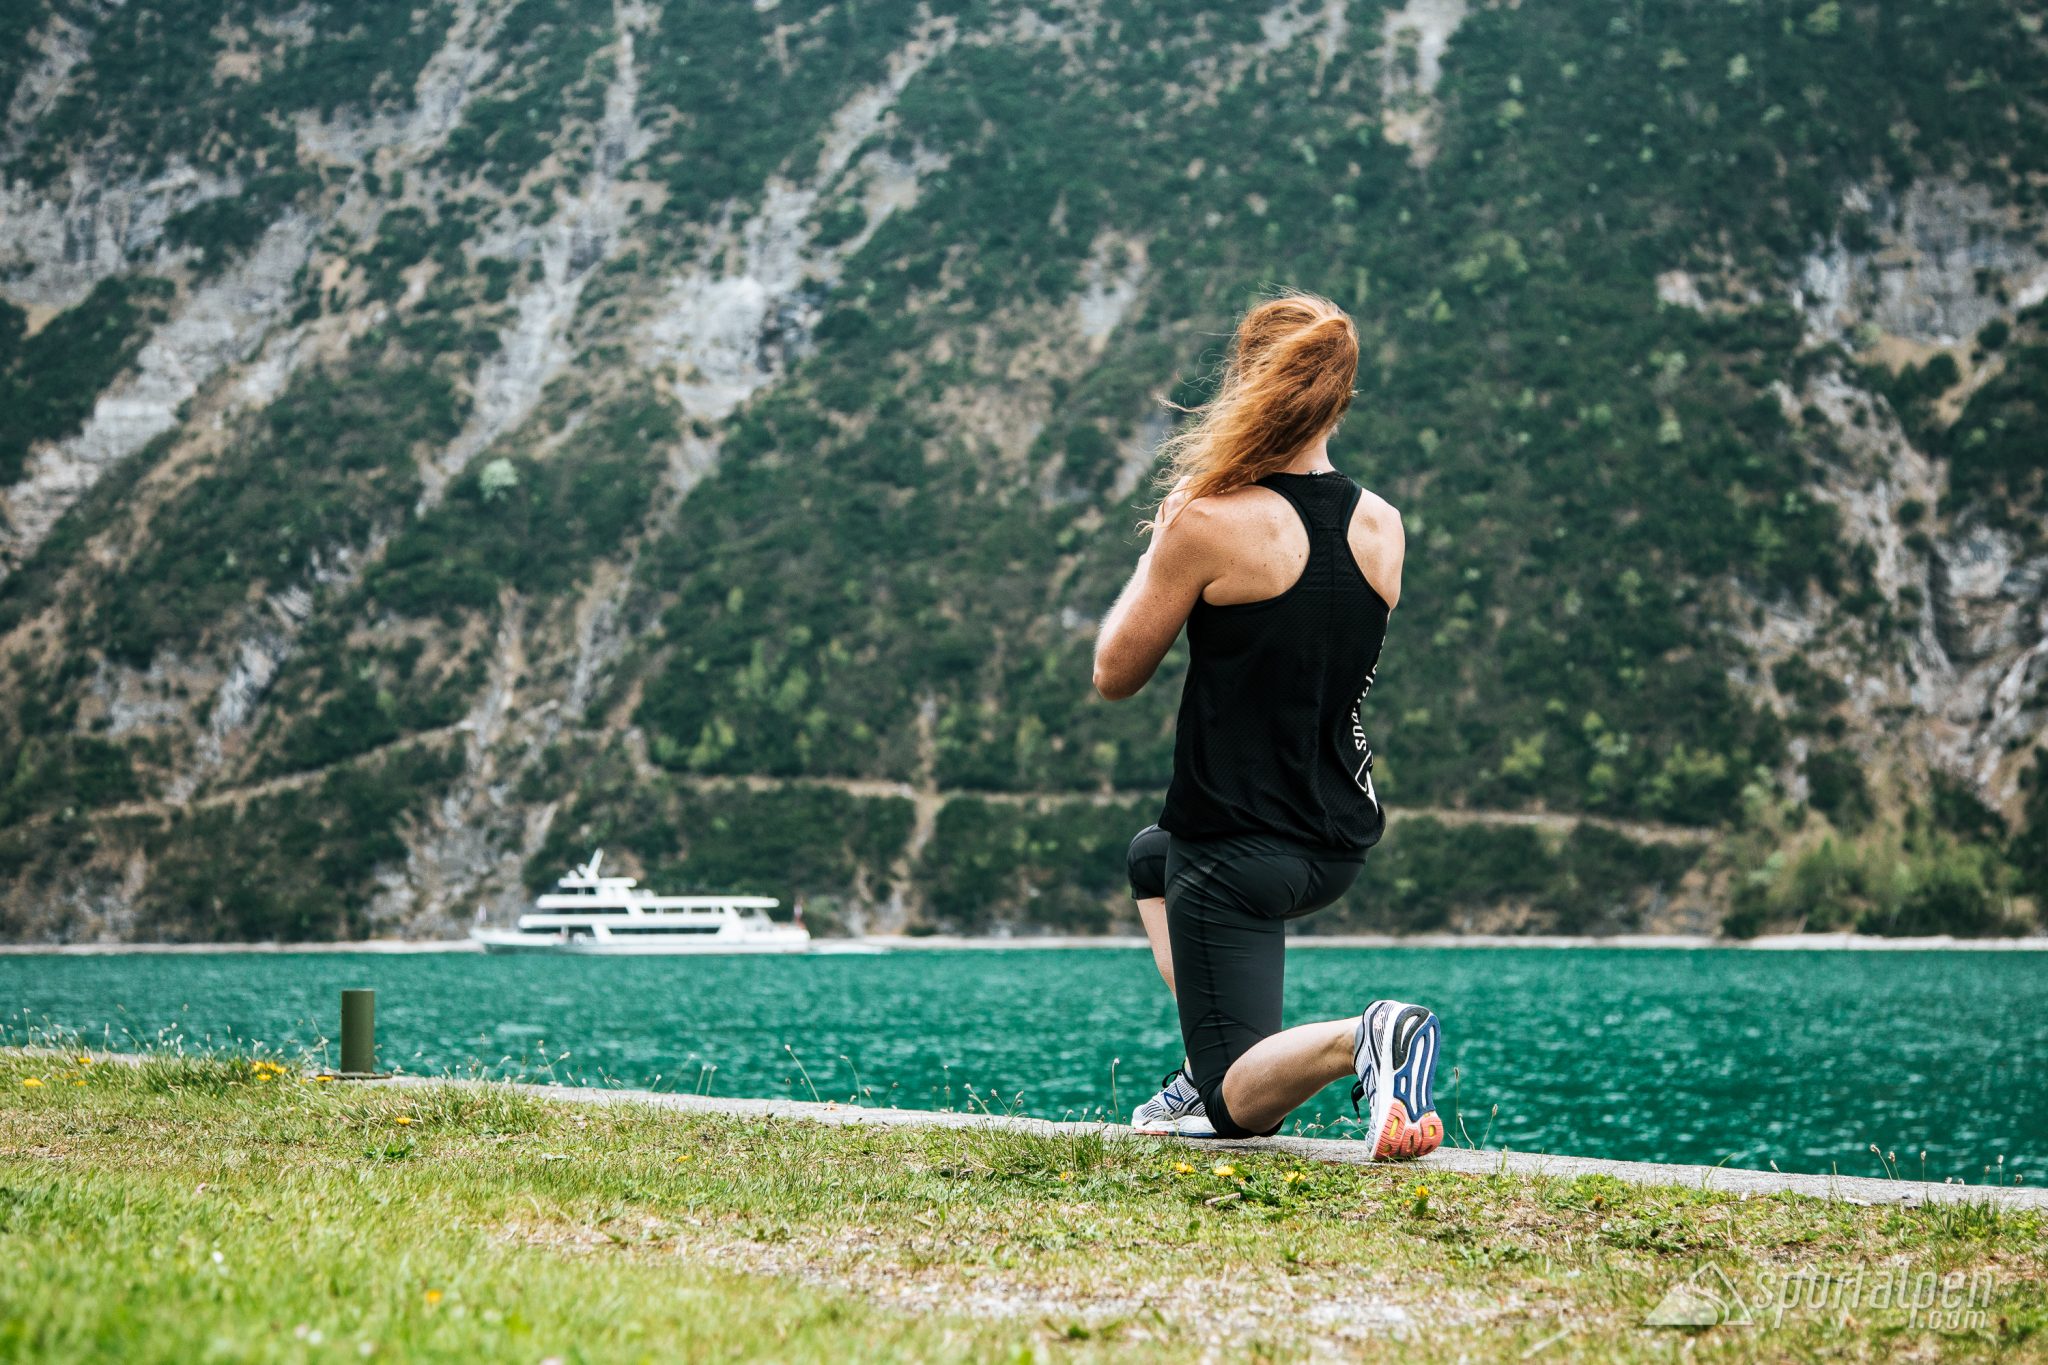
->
xmin=1158 ymin=471 xmax=1390 ymax=851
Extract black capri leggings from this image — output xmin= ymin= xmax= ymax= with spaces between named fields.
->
xmin=1127 ymin=823 xmax=1364 ymax=1138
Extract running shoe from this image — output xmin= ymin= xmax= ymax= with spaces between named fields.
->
xmin=1129 ymin=1067 xmax=1218 ymax=1137
xmin=1350 ymin=999 xmax=1444 ymax=1160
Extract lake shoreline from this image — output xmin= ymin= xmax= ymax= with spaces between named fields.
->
xmin=4 ymin=931 xmax=2047 ymax=954
xmin=11 ymin=940 xmax=2041 ymax=1180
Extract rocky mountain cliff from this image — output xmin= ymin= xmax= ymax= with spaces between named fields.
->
xmin=2 ymin=0 xmax=2043 ymax=942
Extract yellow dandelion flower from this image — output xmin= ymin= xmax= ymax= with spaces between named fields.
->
xmin=73 ymin=1080 xmax=85 ymax=1087
xmin=1058 ymin=1170 xmax=1074 ymax=1182
xmin=424 ymin=1290 xmax=443 ymax=1306
xmin=76 ymin=1056 xmax=94 ymax=1066
xmin=20 ymin=1078 xmax=44 ymax=1088
xmin=1413 ymin=1184 xmax=1429 ymax=1198
xmin=673 ymin=1154 xmax=692 ymax=1164
xmin=393 ymin=1116 xmax=414 ymax=1127
xmin=1172 ymin=1161 xmax=1195 ymax=1175
xmin=1281 ymin=1170 xmax=1306 ymax=1185
xmin=1211 ymin=1162 xmax=1236 ymax=1179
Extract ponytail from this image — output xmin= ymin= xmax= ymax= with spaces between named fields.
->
xmin=1147 ymin=291 xmax=1358 ymax=528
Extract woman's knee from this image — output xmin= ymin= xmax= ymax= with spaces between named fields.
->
xmin=1126 ymin=824 xmax=1170 ymax=902
xmin=1196 ymin=1069 xmax=1284 ymax=1140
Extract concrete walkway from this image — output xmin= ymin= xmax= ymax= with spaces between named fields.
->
xmin=379 ymin=1074 xmax=2047 ymax=1212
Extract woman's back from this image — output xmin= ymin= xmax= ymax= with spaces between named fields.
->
xmin=1158 ymin=470 xmax=1390 ymax=851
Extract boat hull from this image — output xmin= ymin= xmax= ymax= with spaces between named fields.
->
xmin=470 ymin=928 xmax=813 ymax=956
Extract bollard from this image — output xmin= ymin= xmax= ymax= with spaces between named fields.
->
xmin=340 ymin=989 xmax=377 ymax=1076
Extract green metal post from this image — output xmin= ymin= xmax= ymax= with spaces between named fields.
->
xmin=340 ymin=989 xmax=376 ymax=1076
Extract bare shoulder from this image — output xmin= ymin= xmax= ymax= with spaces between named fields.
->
xmin=1150 ymin=491 xmax=1235 ymax=579
xmin=1352 ymin=486 xmax=1403 ymax=539
xmin=1349 ymin=487 xmax=1404 ymax=556
xmin=1162 ymin=483 xmax=1292 ymax=548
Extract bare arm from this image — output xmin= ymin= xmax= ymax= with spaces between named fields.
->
xmin=1353 ymin=491 xmax=1406 ymax=610
xmin=1377 ymin=503 xmax=1406 ymax=609
xmin=1092 ymin=496 xmax=1216 ymax=701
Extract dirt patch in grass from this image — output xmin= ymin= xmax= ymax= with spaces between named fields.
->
xmin=486 ymin=1206 xmax=1536 ymax=1355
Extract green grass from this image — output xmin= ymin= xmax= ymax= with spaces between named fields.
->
xmin=1 ymin=1049 xmax=2041 ymax=1362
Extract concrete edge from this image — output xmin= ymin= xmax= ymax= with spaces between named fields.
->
xmin=14 ymin=1049 xmax=2037 ymax=1211
xmin=375 ymin=1074 xmax=2047 ymax=1212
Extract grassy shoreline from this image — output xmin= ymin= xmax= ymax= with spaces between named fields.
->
xmin=3 ymin=1050 xmax=2042 ymax=1361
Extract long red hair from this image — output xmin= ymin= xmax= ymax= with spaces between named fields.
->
xmin=1149 ymin=291 xmax=1358 ymax=527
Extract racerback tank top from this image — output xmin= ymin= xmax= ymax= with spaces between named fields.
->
xmin=1157 ymin=471 xmax=1390 ymax=851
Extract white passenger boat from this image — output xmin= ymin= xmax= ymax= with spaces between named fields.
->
xmin=470 ymin=851 xmax=811 ymax=955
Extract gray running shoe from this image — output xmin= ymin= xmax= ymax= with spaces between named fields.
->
xmin=1129 ymin=1067 xmax=1218 ymax=1137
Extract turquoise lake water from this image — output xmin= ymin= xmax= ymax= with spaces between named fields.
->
xmin=5 ymin=947 xmax=2041 ymax=1183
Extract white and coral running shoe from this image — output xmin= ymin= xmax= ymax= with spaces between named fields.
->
xmin=1129 ymin=1067 xmax=1218 ymax=1137
xmin=1351 ymin=1000 xmax=1444 ymax=1160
